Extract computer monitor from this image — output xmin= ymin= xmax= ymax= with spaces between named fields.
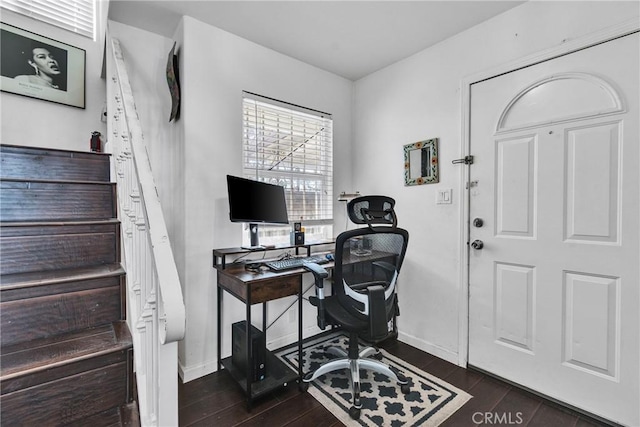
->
xmin=227 ymin=175 xmax=289 ymax=248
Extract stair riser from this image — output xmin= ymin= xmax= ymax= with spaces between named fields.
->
xmin=0 ymin=271 xmax=126 ymax=302
xmin=1 ymin=361 xmax=129 ymax=426
xmin=1 ymin=322 xmax=132 ymax=394
xmin=0 ymin=145 xmax=110 ymax=182
xmin=0 ymin=180 xmax=116 ymax=222
xmin=0 ymin=223 xmax=120 ymax=275
xmin=1 ymin=284 xmax=124 ymax=347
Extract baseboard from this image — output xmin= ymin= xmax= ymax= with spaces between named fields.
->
xmin=397 ymin=331 xmax=460 ymax=366
xmin=178 ymin=328 xmax=459 ymax=382
xmin=178 ymin=325 xmax=322 ymax=383
xmin=178 ymin=358 xmax=218 ymax=383
xmin=266 ymin=325 xmax=322 ymax=350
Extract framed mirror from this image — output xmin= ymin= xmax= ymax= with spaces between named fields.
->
xmin=404 ymin=138 xmax=439 ymax=186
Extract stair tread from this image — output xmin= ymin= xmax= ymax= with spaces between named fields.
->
xmin=1 ymin=145 xmax=112 ymax=182
xmin=0 ymin=177 xmax=115 ymax=185
xmin=1 ymin=321 xmax=132 ymax=380
xmin=0 ymin=144 xmax=111 ymax=158
xmin=1 ymin=218 xmax=120 ymax=227
xmin=0 ymin=263 xmax=125 ymax=290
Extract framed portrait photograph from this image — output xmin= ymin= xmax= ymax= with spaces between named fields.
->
xmin=0 ymin=22 xmax=86 ymax=109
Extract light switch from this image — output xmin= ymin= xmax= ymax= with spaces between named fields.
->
xmin=436 ymin=189 xmax=453 ymax=204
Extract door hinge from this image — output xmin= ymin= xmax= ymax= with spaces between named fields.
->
xmin=452 ymin=155 xmax=474 ymax=165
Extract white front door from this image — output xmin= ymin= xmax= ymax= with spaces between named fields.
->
xmin=468 ymin=32 xmax=639 ymax=426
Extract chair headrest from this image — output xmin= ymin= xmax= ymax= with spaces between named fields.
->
xmin=347 ymin=195 xmax=397 ymax=228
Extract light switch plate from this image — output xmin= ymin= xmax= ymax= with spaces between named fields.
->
xmin=436 ymin=189 xmax=452 ymax=204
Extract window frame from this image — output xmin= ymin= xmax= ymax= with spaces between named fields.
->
xmin=1 ymin=0 xmax=95 ymax=39
xmin=241 ymin=92 xmax=334 ymax=245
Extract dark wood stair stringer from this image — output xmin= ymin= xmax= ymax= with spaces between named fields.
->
xmin=0 ymin=144 xmax=139 ymax=426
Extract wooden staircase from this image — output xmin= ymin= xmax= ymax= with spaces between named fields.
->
xmin=0 ymin=144 xmax=139 ymax=426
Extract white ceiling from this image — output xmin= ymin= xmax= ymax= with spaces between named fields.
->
xmin=108 ymin=1 xmax=524 ymax=81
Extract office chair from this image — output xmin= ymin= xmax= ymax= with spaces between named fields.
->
xmin=302 ymin=195 xmax=410 ymax=420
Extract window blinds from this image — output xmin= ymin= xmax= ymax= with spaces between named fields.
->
xmin=1 ymin=0 xmax=94 ymax=39
xmin=242 ymin=93 xmax=333 ymax=224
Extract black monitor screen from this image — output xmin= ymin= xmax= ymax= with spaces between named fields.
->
xmin=227 ymin=175 xmax=289 ymax=225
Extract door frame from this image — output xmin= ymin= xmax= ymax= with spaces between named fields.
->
xmin=457 ymin=18 xmax=640 ymax=368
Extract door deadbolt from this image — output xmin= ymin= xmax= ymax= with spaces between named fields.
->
xmin=473 ymin=218 xmax=484 ymax=228
xmin=471 ymin=240 xmax=484 ymax=250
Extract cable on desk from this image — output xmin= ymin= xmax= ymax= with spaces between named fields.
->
xmin=231 ymin=250 xmax=267 ymax=265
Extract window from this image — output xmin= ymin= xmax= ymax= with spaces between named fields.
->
xmin=242 ymin=92 xmax=333 ymax=246
xmin=1 ymin=0 xmax=95 ymax=39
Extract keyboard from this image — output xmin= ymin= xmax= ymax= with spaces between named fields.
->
xmin=265 ymin=255 xmax=329 ymax=271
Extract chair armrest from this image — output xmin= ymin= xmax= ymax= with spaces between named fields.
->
xmin=304 ymin=262 xmax=329 ymax=329
xmin=368 ymin=284 xmax=388 ymax=341
xmin=303 ymin=262 xmax=329 ymax=286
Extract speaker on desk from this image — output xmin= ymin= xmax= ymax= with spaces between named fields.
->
xmin=232 ymin=321 xmax=266 ymax=382
xmin=290 ymin=231 xmax=305 ymax=245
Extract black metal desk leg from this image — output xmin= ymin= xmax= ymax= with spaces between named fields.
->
xmin=263 ymin=303 xmax=267 ymax=337
xmin=217 ymin=286 xmax=222 ymax=371
xmin=246 ymin=290 xmax=253 ymax=411
xmin=298 ymin=280 xmax=303 ymax=384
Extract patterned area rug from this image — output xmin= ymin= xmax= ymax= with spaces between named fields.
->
xmin=276 ymin=332 xmax=472 ymax=426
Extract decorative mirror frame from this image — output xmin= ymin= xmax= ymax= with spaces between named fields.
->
xmin=404 ymin=138 xmax=439 ymax=186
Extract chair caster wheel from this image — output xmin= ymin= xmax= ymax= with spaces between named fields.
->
xmin=349 ymin=406 xmax=361 ymax=420
xmin=373 ymin=351 xmax=383 ymax=360
xmin=401 ymin=384 xmax=411 ymax=394
xmin=299 ymin=381 xmax=309 ymax=392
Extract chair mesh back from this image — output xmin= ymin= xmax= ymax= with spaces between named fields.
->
xmin=336 ymin=229 xmax=407 ymax=286
xmin=334 ymin=226 xmax=409 ymax=329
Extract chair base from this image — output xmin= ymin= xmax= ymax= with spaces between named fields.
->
xmin=302 ymin=344 xmax=410 ymax=420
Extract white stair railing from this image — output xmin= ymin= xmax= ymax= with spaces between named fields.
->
xmin=106 ymin=37 xmax=186 ymax=427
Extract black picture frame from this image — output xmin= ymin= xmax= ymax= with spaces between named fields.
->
xmin=0 ymin=22 xmax=86 ymax=109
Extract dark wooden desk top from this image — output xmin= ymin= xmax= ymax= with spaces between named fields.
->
xmin=216 ymin=260 xmax=333 ymax=283
xmin=216 ymin=257 xmax=334 ymax=304
xmin=215 ymin=248 xmax=398 ymax=305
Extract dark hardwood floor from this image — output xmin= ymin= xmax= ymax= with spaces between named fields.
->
xmin=178 ymin=338 xmax=611 ymax=426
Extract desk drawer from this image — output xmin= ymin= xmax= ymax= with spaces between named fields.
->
xmin=218 ymin=271 xmax=301 ymax=304
xmin=251 ymin=275 xmax=300 ymax=304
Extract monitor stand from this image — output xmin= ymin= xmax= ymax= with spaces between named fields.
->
xmin=241 ymin=223 xmax=261 ymax=250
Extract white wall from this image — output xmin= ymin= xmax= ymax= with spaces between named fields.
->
xmin=179 ymin=16 xmax=353 ymax=381
xmin=107 ymin=20 xmax=187 ymax=292
xmin=109 ymin=16 xmax=354 ymax=381
xmin=1 ymin=8 xmax=108 ymax=151
xmin=353 ymin=1 xmax=639 ymax=363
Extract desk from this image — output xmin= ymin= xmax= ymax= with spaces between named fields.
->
xmin=214 ymin=242 xmax=333 ymax=409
